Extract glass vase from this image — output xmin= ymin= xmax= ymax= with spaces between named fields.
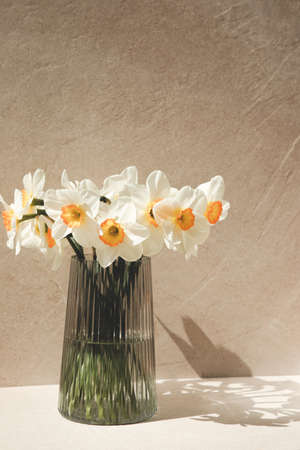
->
xmin=58 ymin=254 xmax=157 ymax=425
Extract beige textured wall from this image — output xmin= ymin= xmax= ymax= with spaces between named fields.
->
xmin=0 ymin=0 xmax=300 ymax=386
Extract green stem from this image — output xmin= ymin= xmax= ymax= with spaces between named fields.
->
xmin=36 ymin=208 xmax=52 ymax=218
xmin=18 ymin=214 xmax=37 ymax=223
xmin=31 ymin=198 xmax=44 ymax=206
xmin=66 ymin=234 xmax=84 ymax=260
xmin=100 ymin=195 xmax=111 ymax=205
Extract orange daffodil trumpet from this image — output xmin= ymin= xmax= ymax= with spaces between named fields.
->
xmin=195 ymin=176 xmax=230 ymax=225
xmin=0 ymin=167 xmax=230 ymax=269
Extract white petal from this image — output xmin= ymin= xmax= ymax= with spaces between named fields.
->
xmin=220 ymin=200 xmax=230 ymax=221
xmin=13 ymin=189 xmax=23 ymax=215
xmin=7 ymin=235 xmax=15 ymax=250
xmin=61 ymin=169 xmax=76 ymax=190
xmin=32 ymin=169 xmax=45 ymax=195
xmin=44 ymin=191 xmax=64 ymax=219
xmin=142 ymin=229 xmax=164 ymax=257
xmin=37 ymin=214 xmax=54 ymax=230
xmin=183 ymin=232 xmax=199 ymax=258
xmin=56 ymin=189 xmax=81 ymax=204
xmin=102 ymin=167 xmax=137 ymax=197
xmin=44 ymin=204 xmax=63 ymax=219
xmin=21 ymin=233 xmax=42 ymax=248
xmin=125 ymin=222 xmax=149 ymax=245
xmin=0 ymin=194 xmax=9 ymax=210
xmin=153 ymin=198 xmax=178 ymax=224
xmin=190 ymin=191 xmax=207 ymax=216
xmin=15 ymin=237 xmax=21 ymax=255
xmin=186 ymin=216 xmax=210 ymax=244
xmin=97 ymin=246 xmax=119 ymax=268
xmin=72 ymin=216 xmax=99 ymax=247
xmin=118 ymin=241 xmax=142 ymax=262
xmin=175 ymin=186 xmax=196 ymax=209
xmin=102 ymin=174 xmax=123 ymax=194
xmin=111 ymin=199 xmax=136 ymax=223
xmin=121 ymin=166 xmax=138 ymax=184
xmin=160 ymin=221 xmax=182 ymax=250
xmin=81 ymin=191 xmax=100 ymax=217
xmin=51 ymin=220 xmax=69 ymax=240
xmin=195 ymin=181 xmax=210 ymax=199
xmin=23 ymin=172 xmax=32 ymax=193
xmin=44 ymin=189 xmax=58 ymax=202
xmin=79 ymin=178 xmax=100 ymax=195
xmin=208 ymin=176 xmax=225 ymax=201
xmin=169 ymin=187 xmax=178 ymax=197
xmin=122 ymin=184 xmax=149 ymax=212
xmin=61 ymin=169 xmax=69 ymax=188
xmin=146 ymin=170 xmax=171 ymax=199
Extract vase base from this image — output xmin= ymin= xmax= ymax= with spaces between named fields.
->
xmin=58 ymin=407 xmax=158 ymax=426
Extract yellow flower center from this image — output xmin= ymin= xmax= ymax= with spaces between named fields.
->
xmin=204 ymin=201 xmax=222 ymax=224
xmin=2 ymin=209 xmax=14 ymax=231
xmin=61 ymin=204 xmax=86 ymax=228
xmin=99 ymin=218 xmax=125 ymax=247
xmin=46 ymin=227 xmax=56 ymax=248
xmin=175 ymin=208 xmax=195 ymax=231
xmin=22 ymin=189 xmax=31 ymax=208
xmin=145 ymin=198 xmax=162 ymax=228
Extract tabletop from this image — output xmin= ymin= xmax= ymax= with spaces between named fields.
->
xmin=1 ymin=376 xmax=300 ymax=450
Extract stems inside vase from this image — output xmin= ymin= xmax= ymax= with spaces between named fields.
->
xmin=58 ymin=255 xmax=157 ymax=425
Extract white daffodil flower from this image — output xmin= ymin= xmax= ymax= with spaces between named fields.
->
xmin=153 ymin=186 xmax=210 ymax=260
xmin=123 ymin=170 xmax=177 ymax=257
xmin=61 ymin=169 xmax=111 ymax=215
xmin=94 ymin=198 xmax=149 ymax=268
xmin=0 ymin=168 xmax=230 ymax=267
xmin=195 ymin=175 xmax=230 ymax=225
xmin=20 ymin=214 xmax=65 ymax=270
xmin=0 ymin=189 xmax=28 ymax=254
xmin=21 ymin=168 xmax=45 ymax=209
xmin=100 ymin=166 xmax=138 ymax=201
xmin=44 ymin=188 xmax=100 ymax=247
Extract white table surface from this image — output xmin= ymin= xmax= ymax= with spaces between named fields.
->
xmin=1 ymin=376 xmax=300 ymax=450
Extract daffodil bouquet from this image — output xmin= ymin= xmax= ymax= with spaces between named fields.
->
xmin=1 ymin=167 xmax=229 ymax=266
xmin=1 ymin=167 xmax=230 ymax=425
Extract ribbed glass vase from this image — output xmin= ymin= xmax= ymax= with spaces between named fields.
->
xmin=58 ymin=255 xmax=157 ymax=425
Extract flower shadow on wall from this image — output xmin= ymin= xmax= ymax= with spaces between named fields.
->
xmin=153 ymin=377 xmax=300 ymax=426
xmin=156 ymin=315 xmax=252 ymax=377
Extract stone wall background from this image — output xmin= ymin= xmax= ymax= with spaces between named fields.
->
xmin=0 ymin=0 xmax=299 ymax=386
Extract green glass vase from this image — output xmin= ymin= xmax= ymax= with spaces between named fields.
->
xmin=58 ymin=255 xmax=157 ymax=425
